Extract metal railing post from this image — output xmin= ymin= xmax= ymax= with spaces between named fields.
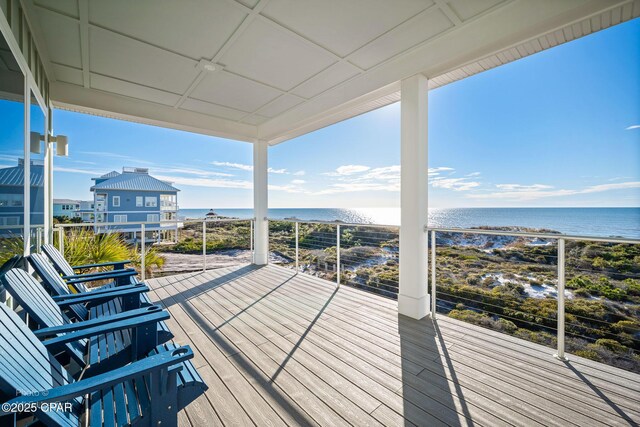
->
xmin=555 ymin=238 xmax=567 ymax=361
xmin=202 ymin=221 xmax=207 ymax=272
xmin=36 ymin=228 xmax=42 ymax=252
xmin=58 ymin=227 xmax=64 ymax=255
xmin=250 ymin=219 xmax=254 ymax=263
xmin=140 ymin=224 xmax=146 ymax=282
xmin=295 ymin=222 xmax=299 ymax=272
xmin=431 ymin=230 xmax=436 ymax=318
xmin=336 ymin=224 xmax=341 ymax=286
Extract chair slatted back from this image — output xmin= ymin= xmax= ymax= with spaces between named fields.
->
xmin=0 ymin=302 xmax=81 ymax=426
xmin=0 ymin=269 xmax=86 ymax=363
xmin=41 ymin=244 xmax=75 ymax=277
xmin=28 ymin=254 xmax=89 ymax=320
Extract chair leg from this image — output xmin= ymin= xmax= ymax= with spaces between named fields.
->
xmin=149 ymin=367 xmax=179 ymax=427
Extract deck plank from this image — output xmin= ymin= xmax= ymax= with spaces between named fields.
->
xmin=147 ymin=264 xmax=640 ymax=427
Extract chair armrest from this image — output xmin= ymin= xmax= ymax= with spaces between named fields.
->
xmin=63 ymin=269 xmax=137 ymax=282
xmin=72 ymin=260 xmax=132 ymax=270
xmin=42 ymin=309 xmax=170 ymax=350
xmin=51 ymin=283 xmax=148 ymax=301
xmin=0 ymin=346 xmax=192 ymax=410
xmin=34 ymin=305 xmax=164 ymax=338
xmin=54 ymin=285 xmax=149 ymax=308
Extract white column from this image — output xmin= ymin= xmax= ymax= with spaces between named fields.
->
xmin=23 ymin=80 xmax=31 ymax=256
xmin=253 ymin=140 xmax=269 ymax=265
xmin=398 ymin=74 xmax=430 ymax=319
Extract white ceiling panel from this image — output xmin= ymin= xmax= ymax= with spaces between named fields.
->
xmin=88 ymin=0 xmax=246 ymax=60
xmin=220 ymin=18 xmax=336 ymax=91
xmin=256 ymin=94 xmax=304 ymax=118
xmin=262 ymin=0 xmax=434 ymax=57
xmin=34 ymin=0 xmax=79 ymax=19
xmin=292 ymin=61 xmax=360 ymax=99
xmin=349 ymin=8 xmax=454 ymax=70
xmin=52 ymin=63 xmax=83 ymax=85
xmin=241 ymin=114 xmax=270 ymax=126
xmin=190 ymin=70 xmax=282 ymax=113
xmin=237 ymin=0 xmax=259 ymax=8
xmin=89 ymin=27 xmax=200 ymax=94
xmin=90 ymin=74 xmax=181 ymax=106
xmin=34 ymin=7 xmax=82 ymax=68
xmin=181 ymin=98 xmax=248 ymax=121
xmin=446 ymin=0 xmax=505 ymax=22
xmin=30 ymin=0 xmax=634 ymax=145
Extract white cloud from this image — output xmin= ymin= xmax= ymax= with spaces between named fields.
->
xmin=316 ymin=165 xmax=400 ymax=194
xmin=315 ymin=182 xmax=399 ymax=195
xmin=466 ymin=172 xmax=481 ymax=177
xmin=324 ymin=165 xmax=371 ymax=176
xmin=211 ymin=161 xmax=253 ymax=171
xmin=54 ymin=166 xmax=98 ymax=175
xmin=428 ymin=167 xmax=454 ymax=176
xmin=154 ymin=174 xmax=252 ymax=189
xmin=154 ymin=166 xmax=233 ymax=177
xmin=432 ymin=177 xmax=480 ymax=191
xmin=495 ymin=184 xmax=553 ymax=191
xmin=293 ymin=170 xmax=305 ymax=176
xmin=625 ymin=125 xmax=640 ymax=130
xmin=291 ymin=179 xmax=306 ymax=184
xmin=269 ymin=183 xmax=305 ymax=193
xmin=470 ymin=181 xmax=640 ymax=201
xmin=268 ymin=167 xmax=288 ymax=174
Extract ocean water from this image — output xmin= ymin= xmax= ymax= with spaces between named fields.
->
xmin=179 ymin=207 xmax=640 ymax=239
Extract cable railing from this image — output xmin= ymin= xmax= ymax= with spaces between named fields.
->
xmin=427 ymin=227 xmax=640 ymax=373
xmin=54 ymin=218 xmax=254 ymax=281
xmin=268 ymin=219 xmax=400 ymax=295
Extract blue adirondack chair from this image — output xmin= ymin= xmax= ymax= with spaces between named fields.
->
xmin=42 ymin=243 xmax=137 ymax=286
xmin=0 ymin=300 xmax=199 ymax=427
xmin=28 ymin=253 xmax=174 ymax=344
xmin=1 ymin=268 xmax=169 ymax=378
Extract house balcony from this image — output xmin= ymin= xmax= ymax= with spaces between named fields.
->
xmin=2 ymin=1 xmax=639 ymax=425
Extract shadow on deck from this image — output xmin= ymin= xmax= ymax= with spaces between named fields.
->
xmin=147 ymin=264 xmax=640 ymax=427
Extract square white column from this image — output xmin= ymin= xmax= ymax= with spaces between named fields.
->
xmin=398 ymin=74 xmax=430 ymax=319
xmin=253 ymin=140 xmax=269 ymax=265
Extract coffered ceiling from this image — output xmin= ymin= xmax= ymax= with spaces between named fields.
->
xmin=23 ymin=0 xmax=639 ymax=144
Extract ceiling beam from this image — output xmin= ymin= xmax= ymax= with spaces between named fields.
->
xmin=78 ymin=0 xmax=90 ymax=88
xmin=51 ymin=81 xmax=258 ymax=142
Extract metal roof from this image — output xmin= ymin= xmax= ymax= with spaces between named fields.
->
xmin=0 ymin=162 xmax=45 ymax=187
xmin=53 ymin=198 xmax=80 ymax=204
xmin=92 ymin=170 xmax=121 ymax=180
xmin=91 ymin=171 xmax=179 ymax=192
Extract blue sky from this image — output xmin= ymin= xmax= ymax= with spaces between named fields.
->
xmin=2 ymin=19 xmax=638 ymax=209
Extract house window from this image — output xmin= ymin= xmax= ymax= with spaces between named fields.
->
xmin=0 ymin=194 xmax=24 ymax=207
xmin=147 ymin=214 xmax=160 ymax=222
xmin=136 ymin=196 xmax=143 ymax=207
xmin=0 ymin=217 xmax=19 ymax=226
xmin=112 ymin=196 xmax=120 ymax=207
xmin=113 ymin=214 xmax=127 ymax=223
xmin=145 ymin=197 xmax=157 ymax=207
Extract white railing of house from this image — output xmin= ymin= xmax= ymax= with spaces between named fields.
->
xmin=54 ymin=218 xmax=254 ymax=281
xmin=426 ymin=227 xmax=640 ymax=362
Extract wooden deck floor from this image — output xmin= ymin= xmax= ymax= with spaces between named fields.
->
xmin=146 ymin=264 xmax=640 ymax=427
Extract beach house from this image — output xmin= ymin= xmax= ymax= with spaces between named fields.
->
xmin=90 ymin=167 xmax=179 ymax=241
xmin=52 ymin=198 xmax=79 ymax=219
xmin=1 ymin=1 xmax=639 ymax=425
